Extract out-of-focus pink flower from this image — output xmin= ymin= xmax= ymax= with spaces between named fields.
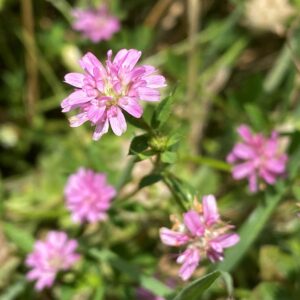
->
xmin=26 ymin=231 xmax=80 ymax=291
xmin=64 ymin=168 xmax=116 ymax=223
xmin=72 ymin=5 xmax=120 ymax=43
xmin=61 ymin=50 xmax=166 ymax=140
xmin=227 ymin=124 xmax=288 ymax=193
xmin=136 ymin=288 xmax=166 ymax=300
xmin=159 ymin=195 xmax=239 ymax=281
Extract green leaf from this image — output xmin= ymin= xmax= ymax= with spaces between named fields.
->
xmin=166 ymin=132 xmax=183 ymax=148
xmin=161 ymin=151 xmax=177 ymax=164
xmin=135 ymin=149 xmax=157 ymax=162
xmin=89 ymin=249 xmax=172 ymax=298
xmin=125 ymin=113 xmax=151 ymax=131
xmin=216 ymin=182 xmax=286 ymax=272
xmin=172 ymin=271 xmax=221 ymax=300
xmin=220 ymin=271 xmax=234 ymax=298
xmin=139 ymin=174 xmax=163 ymax=189
xmin=140 ymin=276 xmax=172 ymax=298
xmin=3 ymin=222 xmax=34 ymax=253
xmin=0 ymin=279 xmax=26 ymax=300
xmin=151 ymin=93 xmax=175 ymax=129
xmin=181 ymin=155 xmax=231 ymax=172
xmin=244 ymin=104 xmax=267 ymax=131
xmin=129 ymin=134 xmax=149 ymax=155
xmin=263 ymin=44 xmax=291 ymax=93
xmin=287 ymin=131 xmax=300 ymax=179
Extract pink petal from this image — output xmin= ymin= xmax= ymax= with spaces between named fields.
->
xmin=35 ymin=275 xmax=55 ymax=291
xmin=108 ymin=107 xmax=127 ymax=136
xmin=34 ymin=241 xmax=48 ymax=257
xmin=126 ymin=66 xmax=147 ymax=82
xmin=202 ymin=195 xmax=219 ymax=226
xmin=207 ymin=249 xmax=224 ymax=263
xmin=64 ymin=73 xmax=85 ymax=88
xmin=265 ymin=157 xmax=287 ymax=174
xmin=210 ymin=233 xmax=240 ymax=249
xmin=232 ymin=162 xmax=255 ymax=179
xmin=53 ymin=231 xmax=68 ymax=246
xmin=177 ymin=248 xmax=200 ymax=281
xmin=144 ymin=75 xmax=167 ymax=88
xmin=232 ymin=143 xmax=255 ymax=160
xmin=112 ymin=49 xmax=128 ymax=65
xmin=237 ymin=124 xmax=253 ymax=143
xmin=249 ymin=173 xmax=258 ymax=193
xmin=80 ymin=52 xmax=106 ymax=77
xmin=183 ymin=210 xmax=205 ymax=237
xmin=264 ymin=139 xmax=278 ymax=156
xmin=69 ymin=112 xmax=89 ymax=127
xmin=121 ymin=49 xmax=142 ymax=71
xmin=93 ymin=116 xmax=109 ymax=140
xmin=226 ymin=152 xmax=237 ymax=163
xmin=64 ymin=240 xmax=78 ymax=254
xmin=87 ymin=105 xmax=106 ymax=124
xmin=259 ymin=168 xmax=276 ymax=185
xmin=137 ymin=87 xmax=160 ymax=101
xmin=159 ymin=228 xmax=190 ymax=246
xmin=142 ymin=65 xmax=156 ymax=76
xmin=61 ymin=90 xmax=92 ymax=112
xmin=26 ymin=269 xmax=40 ymax=281
xmin=118 ymin=97 xmax=143 ymax=118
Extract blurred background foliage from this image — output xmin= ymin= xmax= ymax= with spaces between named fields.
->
xmin=1 ymin=0 xmax=300 ymax=299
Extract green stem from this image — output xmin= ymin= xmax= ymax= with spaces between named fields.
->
xmin=180 ymin=155 xmax=232 ymax=172
xmin=114 ymin=153 xmax=161 ymax=206
xmin=163 ymin=176 xmax=187 ymax=212
xmin=115 ymin=157 xmax=135 ymax=192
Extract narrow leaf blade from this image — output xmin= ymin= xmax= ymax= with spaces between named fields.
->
xmin=172 ymin=271 xmax=221 ymax=300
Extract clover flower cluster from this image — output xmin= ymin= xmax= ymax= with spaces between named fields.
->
xmin=160 ymin=195 xmax=239 ymax=280
xmin=61 ymin=49 xmax=166 ymax=140
xmin=227 ymin=125 xmax=288 ymax=193
xmin=26 ymin=231 xmax=80 ymax=291
xmin=64 ymin=167 xmax=116 ymax=223
xmin=72 ymin=4 xmax=120 ymax=43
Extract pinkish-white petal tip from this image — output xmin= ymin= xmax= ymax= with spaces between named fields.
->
xmin=202 ymin=195 xmax=219 ymax=226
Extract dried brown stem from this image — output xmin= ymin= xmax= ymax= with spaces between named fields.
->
xmin=187 ymin=0 xmax=201 ymax=154
xmin=144 ymin=0 xmax=173 ymax=28
xmin=21 ymin=0 xmax=39 ymax=123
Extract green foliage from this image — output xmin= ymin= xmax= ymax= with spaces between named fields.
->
xmin=163 ymin=175 xmax=197 ymax=211
xmin=172 ymin=271 xmax=221 ymax=300
xmin=89 ymin=249 xmax=173 ymax=298
xmin=3 ymin=223 xmax=34 ymax=253
xmin=139 ymin=174 xmax=163 ymax=189
xmin=151 ymin=94 xmax=175 ymax=130
xmin=2 ymin=0 xmax=300 ymax=299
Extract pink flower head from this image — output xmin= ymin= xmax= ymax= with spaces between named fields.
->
xmin=26 ymin=231 xmax=80 ymax=291
xmin=159 ymin=195 xmax=239 ymax=281
xmin=227 ymin=124 xmax=288 ymax=193
xmin=61 ymin=50 xmax=166 ymax=140
xmin=64 ymin=168 xmax=116 ymax=223
xmin=72 ymin=5 xmax=120 ymax=43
